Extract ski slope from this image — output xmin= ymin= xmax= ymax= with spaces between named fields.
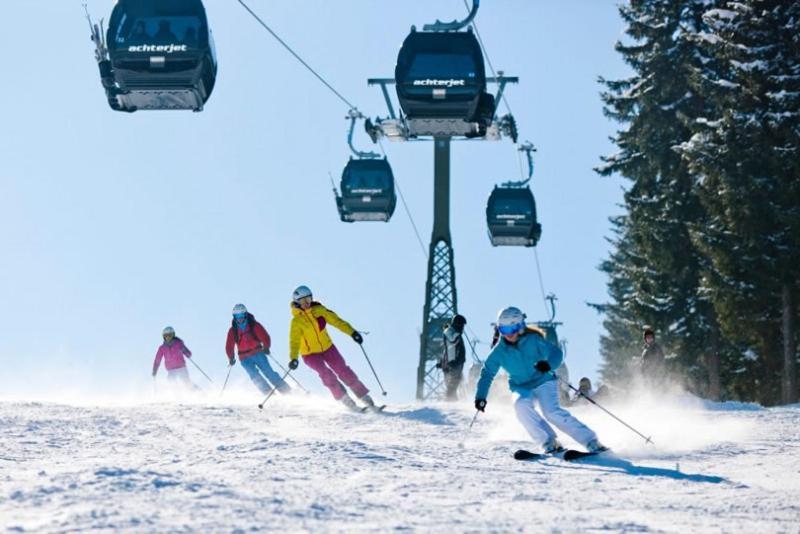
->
xmin=1 ymin=391 xmax=798 ymax=532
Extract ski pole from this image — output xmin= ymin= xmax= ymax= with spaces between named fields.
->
xmin=554 ymin=374 xmax=654 ymax=445
xmin=468 ymin=409 xmax=480 ymax=429
xmin=220 ymin=364 xmax=233 ymax=397
xmin=257 ymin=368 xmax=291 ymax=409
xmin=266 ymin=353 xmax=310 ymax=394
xmin=358 ymin=344 xmax=387 ymax=396
xmin=187 ymin=358 xmax=214 ymax=383
xmin=463 ymin=331 xmax=484 ymax=364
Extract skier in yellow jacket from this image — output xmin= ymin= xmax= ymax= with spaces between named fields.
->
xmin=287 ymin=285 xmax=377 ymax=411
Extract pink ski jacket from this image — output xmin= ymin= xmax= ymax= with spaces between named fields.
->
xmin=153 ymin=338 xmax=192 ymax=374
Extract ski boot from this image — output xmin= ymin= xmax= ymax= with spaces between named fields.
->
xmin=360 ymin=394 xmax=385 ymax=413
xmin=543 ymin=439 xmax=566 ymax=455
xmin=586 ymin=439 xmax=609 ymax=453
xmin=340 ymin=395 xmax=363 ymax=413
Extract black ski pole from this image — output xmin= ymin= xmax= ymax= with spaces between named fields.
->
xmin=220 ymin=364 xmax=233 ymax=397
xmin=257 ymin=368 xmax=291 ymax=409
xmin=554 ymin=374 xmax=654 ymax=445
xmin=358 ymin=344 xmax=387 ymax=396
xmin=266 ymin=353 xmax=310 ymax=394
xmin=187 ymin=358 xmax=214 ymax=383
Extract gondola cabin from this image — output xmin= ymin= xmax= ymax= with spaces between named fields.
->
xmin=395 ymin=29 xmax=495 ymax=137
xmin=336 ymin=158 xmax=397 ymax=223
xmin=486 ymin=186 xmax=542 ymax=247
xmin=99 ymin=0 xmax=217 ymax=111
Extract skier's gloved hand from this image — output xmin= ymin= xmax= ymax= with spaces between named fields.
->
xmin=535 ymin=360 xmax=551 ymax=373
xmin=352 ymin=331 xmax=364 ymax=344
xmin=475 ymin=399 xmax=487 ymax=412
xmin=435 ymin=361 xmax=442 ymax=369
xmin=152 ymin=370 xmax=157 ymax=377
xmin=228 ymin=357 xmax=236 ymax=367
xmin=289 ymin=359 xmax=299 ymax=370
xmin=263 ymin=347 xmax=270 ymax=355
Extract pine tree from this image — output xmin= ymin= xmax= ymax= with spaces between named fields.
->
xmin=678 ymin=1 xmax=800 ymax=404
xmin=597 ymin=0 xmax=728 ymax=398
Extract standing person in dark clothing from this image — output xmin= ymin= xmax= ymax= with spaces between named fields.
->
xmin=439 ymin=314 xmax=467 ymax=400
xmin=640 ymin=327 xmax=666 ymax=382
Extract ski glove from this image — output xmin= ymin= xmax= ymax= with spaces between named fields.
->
xmin=352 ymin=332 xmax=364 ymax=344
xmin=535 ymin=360 xmax=551 ymax=373
xmin=289 ymin=359 xmax=299 ymax=370
xmin=228 ymin=357 xmax=236 ymax=367
xmin=475 ymin=399 xmax=487 ymax=412
xmin=263 ymin=347 xmax=270 ymax=355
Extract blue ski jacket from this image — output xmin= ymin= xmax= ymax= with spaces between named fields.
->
xmin=475 ymin=331 xmax=563 ymax=400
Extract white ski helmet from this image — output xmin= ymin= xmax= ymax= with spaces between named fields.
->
xmin=497 ymin=306 xmax=526 ymax=334
xmin=162 ymin=326 xmax=175 ymax=336
xmin=292 ymin=285 xmax=313 ymax=302
xmin=232 ymin=303 xmax=247 ymax=316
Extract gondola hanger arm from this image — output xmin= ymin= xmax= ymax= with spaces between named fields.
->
xmin=422 ymin=0 xmax=480 ymax=32
xmin=347 ymin=109 xmax=380 ymax=159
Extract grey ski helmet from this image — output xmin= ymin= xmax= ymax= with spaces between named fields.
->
xmin=497 ymin=306 xmax=526 ymax=335
xmin=292 ymin=285 xmax=313 ymax=303
xmin=232 ymin=303 xmax=247 ymax=316
xmin=162 ymin=326 xmax=175 ymax=337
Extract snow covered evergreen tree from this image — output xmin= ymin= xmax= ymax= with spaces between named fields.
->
xmin=678 ymin=1 xmax=800 ymax=404
xmin=597 ymin=0 xmax=729 ymax=398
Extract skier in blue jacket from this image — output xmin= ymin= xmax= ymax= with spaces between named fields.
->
xmin=475 ymin=306 xmax=607 ymax=454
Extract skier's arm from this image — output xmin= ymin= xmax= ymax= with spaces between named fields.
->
xmin=152 ymin=347 xmax=163 ymax=375
xmin=475 ymin=350 xmax=501 ymax=400
xmin=320 ymin=307 xmax=356 ymax=336
xmin=288 ymin=318 xmax=302 ymax=361
xmin=543 ymin=339 xmax=564 ymax=371
xmin=225 ymin=328 xmax=236 ymax=360
xmin=181 ymin=341 xmax=192 ymax=358
xmin=253 ymin=322 xmax=271 ymax=353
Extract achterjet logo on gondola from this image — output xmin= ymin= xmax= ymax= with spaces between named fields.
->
xmin=127 ymin=44 xmax=188 ymax=53
xmin=413 ymin=79 xmax=466 ymax=87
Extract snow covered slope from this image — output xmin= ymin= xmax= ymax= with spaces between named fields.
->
xmin=1 ymin=393 xmax=798 ymax=532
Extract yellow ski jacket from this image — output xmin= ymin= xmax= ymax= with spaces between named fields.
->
xmin=289 ymin=302 xmax=356 ymax=360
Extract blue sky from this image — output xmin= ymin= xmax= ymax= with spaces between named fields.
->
xmin=0 ymin=0 xmax=629 ymax=401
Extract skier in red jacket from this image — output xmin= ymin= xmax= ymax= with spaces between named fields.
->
xmin=226 ymin=304 xmax=291 ymax=395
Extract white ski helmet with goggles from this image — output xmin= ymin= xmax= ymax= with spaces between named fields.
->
xmin=232 ymin=303 xmax=248 ymax=316
xmin=292 ymin=285 xmax=313 ymax=303
xmin=497 ymin=306 xmax=526 ymax=335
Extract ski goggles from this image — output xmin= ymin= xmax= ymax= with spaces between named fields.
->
xmin=296 ymin=296 xmax=312 ymax=306
xmin=233 ymin=313 xmax=247 ymax=321
xmin=498 ymin=323 xmax=523 ymax=336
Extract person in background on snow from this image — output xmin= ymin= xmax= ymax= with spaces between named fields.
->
xmin=226 ymin=304 xmax=291 ymax=395
xmin=570 ymin=377 xmax=612 ymax=405
xmin=287 ymin=285 xmax=378 ymax=412
xmin=152 ymin=326 xmax=196 ymax=388
xmin=438 ymin=314 xmax=467 ymax=401
xmin=475 ymin=307 xmax=608 ymax=454
xmin=639 ymin=326 xmax=665 ymax=383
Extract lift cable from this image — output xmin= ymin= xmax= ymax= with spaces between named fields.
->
xmin=462 ymin=0 xmax=550 ymax=318
xmin=462 ymin=0 xmax=514 ymax=118
xmin=378 ymin=140 xmax=428 ymax=260
xmin=237 ymin=0 xmax=359 ymax=111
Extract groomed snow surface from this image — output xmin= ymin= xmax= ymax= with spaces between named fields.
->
xmin=1 ymin=388 xmax=799 ymax=532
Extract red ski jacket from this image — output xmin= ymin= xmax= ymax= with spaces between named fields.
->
xmin=226 ymin=316 xmax=271 ymax=361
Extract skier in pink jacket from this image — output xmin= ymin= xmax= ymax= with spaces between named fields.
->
xmin=152 ymin=326 xmax=196 ymax=387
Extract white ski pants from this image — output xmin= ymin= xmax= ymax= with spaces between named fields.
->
xmin=514 ymin=380 xmax=597 ymax=448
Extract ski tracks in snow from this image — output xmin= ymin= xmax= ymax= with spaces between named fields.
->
xmin=1 ymin=399 xmax=799 ymax=532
